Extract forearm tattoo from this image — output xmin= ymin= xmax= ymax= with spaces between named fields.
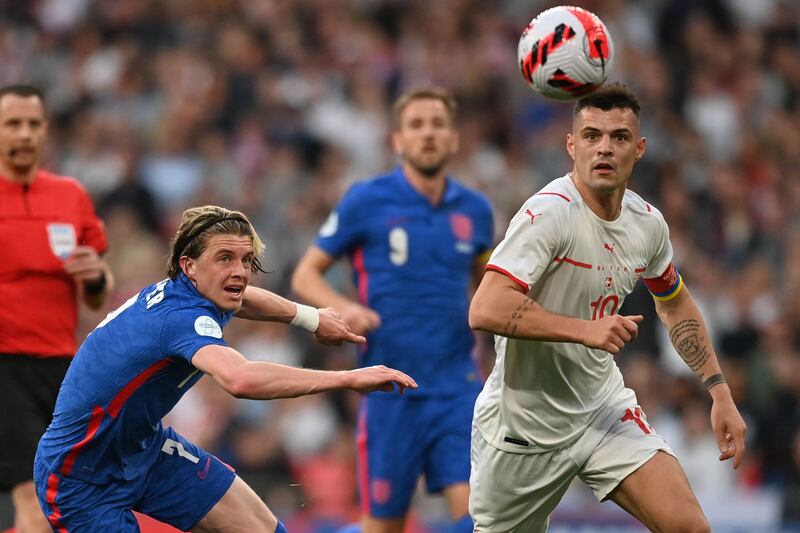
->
xmin=504 ymin=297 xmax=534 ymax=337
xmin=669 ymin=319 xmax=711 ymax=375
xmin=703 ymin=373 xmax=726 ymax=390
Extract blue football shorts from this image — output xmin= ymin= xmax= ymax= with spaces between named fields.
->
xmin=356 ymin=390 xmax=477 ymax=518
xmin=35 ymin=427 xmax=236 ymax=532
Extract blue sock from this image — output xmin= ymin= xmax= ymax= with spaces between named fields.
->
xmin=450 ymin=514 xmax=473 ymax=533
xmin=275 ymin=520 xmax=288 ymax=533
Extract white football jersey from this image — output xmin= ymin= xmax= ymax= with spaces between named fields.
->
xmin=474 ymin=174 xmax=673 ymax=453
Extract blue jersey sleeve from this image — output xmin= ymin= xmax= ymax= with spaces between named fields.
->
xmin=315 ymin=183 xmax=369 ymax=258
xmin=160 ymin=306 xmax=230 ymax=363
xmin=472 ymin=192 xmax=495 ymax=256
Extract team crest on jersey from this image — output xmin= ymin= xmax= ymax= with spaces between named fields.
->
xmin=450 ymin=213 xmax=473 ymax=241
xmin=371 ymin=479 xmax=392 ymax=504
xmin=194 ymin=316 xmax=222 ymax=338
xmin=450 ymin=213 xmax=474 ymax=254
xmin=47 ymin=223 xmax=77 ymax=259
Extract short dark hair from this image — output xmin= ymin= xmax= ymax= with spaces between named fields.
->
xmin=573 ymin=82 xmax=640 ymax=118
xmin=0 ymin=84 xmax=46 ymax=110
xmin=392 ymin=86 xmax=457 ymax=129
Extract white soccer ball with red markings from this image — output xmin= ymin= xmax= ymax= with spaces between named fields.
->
xmin=518 ymin=5 xmax=614 ymax=101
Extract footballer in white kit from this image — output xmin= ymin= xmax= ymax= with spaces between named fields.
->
xmin=468 ymin=84 xmax=746 ymax=533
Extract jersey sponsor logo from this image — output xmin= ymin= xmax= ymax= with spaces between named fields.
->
xmin=46 ymin=223 xmax=77 ymax=259
xmin=319 ymin=212 xmax=339 ymax=237
xmin=603 ymin=242 xmax=615 ymax=254
xmin=524 ymin=209 xmax=542 ymax=224
xmin=194 ymin=316 xmax=222 ymax=338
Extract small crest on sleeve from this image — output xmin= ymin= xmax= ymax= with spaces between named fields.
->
xmin=194 ymin=316 xmax=222 ymax=338
xmin=319 ymin=212 xmax=339 ymax=237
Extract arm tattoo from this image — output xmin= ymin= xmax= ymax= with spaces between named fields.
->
xmin=669 ymin=319 xmax=710 ymax=373
xmin=503 ymin=297 xmax=534 ymax=337
xmin=703 ymin=373 xmax=726 ymax=390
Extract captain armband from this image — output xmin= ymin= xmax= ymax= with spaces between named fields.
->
xmin=643 ymin=263 xmax=684 ymax=301
xmin=291 ymin=304 xmax=320 ymax=333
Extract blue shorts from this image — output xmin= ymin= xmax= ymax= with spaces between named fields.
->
xmin=356 ymin=391 xmax=477 ymax=518
xmin=34 ymin=427 xmax=236 ymax=532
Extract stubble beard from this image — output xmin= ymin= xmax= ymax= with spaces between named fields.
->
xmin=3 ymin=151 xmax=39 ymax=176
xmin=407 ymin=152 xmax=450 ymax=178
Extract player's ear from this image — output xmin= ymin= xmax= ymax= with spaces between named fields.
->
xmin=391 ymin=131 xmax=403 ymax=157
xmin=635 ymin=136 xmax=646 ymax=161
xmin=566 ymin=133 xmax=575 ymax=160
xmin=179 ymin=256 xmax=196 ymax=279
xmin=450 ymin=131 xmax=460 ymax=154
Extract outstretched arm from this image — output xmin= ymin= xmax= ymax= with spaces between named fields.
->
xmin=236 ymin=285 xmax=365 ymax=345
xmin=291 ymin=245 xmax=381 ymax=335
xmin=654 ymin=286 xmax=747 ymax=469
xmin=469 ymin=271 xmax=643 ymax=354
xmin=192 ymin=344 xmax=417 ymax=400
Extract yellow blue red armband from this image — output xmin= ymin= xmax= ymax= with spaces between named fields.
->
xmin=643 ymin=263 xmax=683 ymax=301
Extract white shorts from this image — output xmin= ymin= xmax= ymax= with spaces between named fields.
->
xmin=469 ymin=403 xmax=673 ymax=532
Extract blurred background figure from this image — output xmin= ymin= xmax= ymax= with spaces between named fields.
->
xmin=291 ymin=86 xmax=493 ymax=533
xmin=0 ymin=84 xmax=113 ymax=533
xmin=1 ymin=0 xmax=798 ymax=531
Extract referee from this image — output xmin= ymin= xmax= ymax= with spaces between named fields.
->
xmin=0 ymin=84 xmax=113 ymax=532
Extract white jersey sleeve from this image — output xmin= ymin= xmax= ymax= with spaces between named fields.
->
xmin=486 ymin=195 xmax=568 ymax=290
xmin=641 ymin=203 xmax=673 ymax=279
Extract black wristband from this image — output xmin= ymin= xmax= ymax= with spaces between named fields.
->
xmin=84 ymin=272 xmax=107 ymax=295
xmin=703 ymin=373 xmax=726 ymax=390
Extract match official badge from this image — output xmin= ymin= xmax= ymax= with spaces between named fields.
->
xmin=194 ymin=316 xmax=223 ymax=338
xmin=47 ymin=223 xmax=77 ymax=259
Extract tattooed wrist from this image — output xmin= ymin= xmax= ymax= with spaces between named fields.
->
xmin=669 ymin=319 xmax=710 ymax=372
xmin=703 ymin=373 xmax=726 ymax=390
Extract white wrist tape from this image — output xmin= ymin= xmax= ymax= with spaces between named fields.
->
xmin=291 ymin=304 xmax=320 ymax=332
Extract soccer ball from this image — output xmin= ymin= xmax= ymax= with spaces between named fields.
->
xmin=518 ymin=5 xmax=614 ymax=101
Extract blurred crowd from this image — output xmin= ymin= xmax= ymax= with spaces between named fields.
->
xmin=1 ymin=0 xmax=799 ymax=530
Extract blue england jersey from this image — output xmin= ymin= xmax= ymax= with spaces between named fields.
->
xmin=316 ymin=167 xmax=494 ymax=396
xmin=36 ymin=274 xmax=233 ymax=484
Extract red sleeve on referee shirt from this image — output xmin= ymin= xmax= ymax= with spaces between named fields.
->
xmin=77 ymin=188 xmax=108 ymax=254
